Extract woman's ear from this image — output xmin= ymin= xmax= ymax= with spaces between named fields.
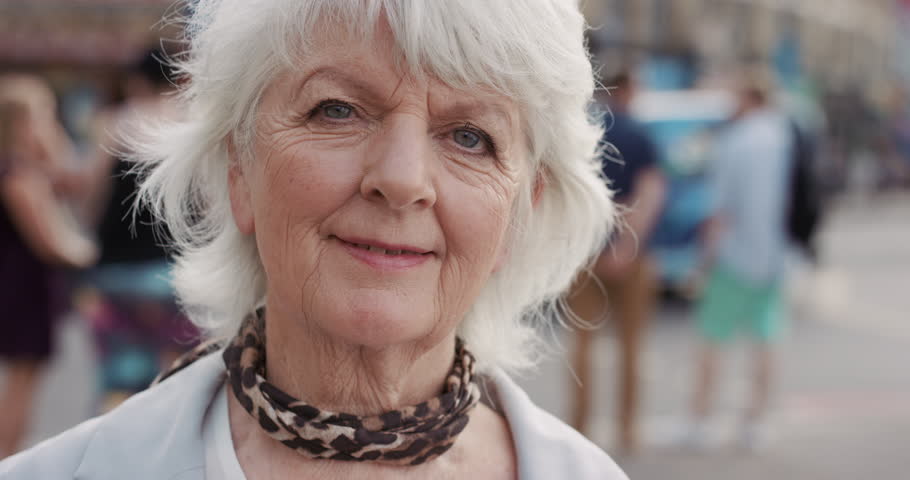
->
xmin=227 ymin=144 xmax=255 ymax=235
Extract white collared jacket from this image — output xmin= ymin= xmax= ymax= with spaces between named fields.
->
xmin=0 ymin=351 xmax=627 ymax=479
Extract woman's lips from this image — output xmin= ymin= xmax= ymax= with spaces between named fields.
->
xmin=332 ymin=236 xmax=433 ymax=270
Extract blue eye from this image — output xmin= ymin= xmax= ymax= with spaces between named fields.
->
xmin=323 ymin=104 xmax=352 ymax=119
xmin=453 ymin=129 xmax=481 ymax=149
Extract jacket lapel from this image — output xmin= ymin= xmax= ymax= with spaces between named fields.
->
xmin=75 ymin=352 xmax=226 ymax=480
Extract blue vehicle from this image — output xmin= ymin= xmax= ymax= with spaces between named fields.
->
xmin=630 ymin=90 xmax=734 ymax=295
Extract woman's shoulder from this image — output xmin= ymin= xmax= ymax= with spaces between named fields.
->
xmin=485 ymin=369 xmax=629 ymax=480
xmin=0 ymin=350 xmax=225 ymax=480
xmin=0 ymin=415 xmax=103 ymax=478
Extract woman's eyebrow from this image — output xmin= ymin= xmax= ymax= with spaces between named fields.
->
xmin=291 ymin=66 xmax=396 ymax=104
xmin=436 ymin=100 xmax=513 ymax=127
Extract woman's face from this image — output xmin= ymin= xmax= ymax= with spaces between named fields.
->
xmin=230 ymin=25 xmax=527 ymax=348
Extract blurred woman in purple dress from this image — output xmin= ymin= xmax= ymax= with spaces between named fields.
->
xmin=0 ymin=75 xmax=97 ymax=458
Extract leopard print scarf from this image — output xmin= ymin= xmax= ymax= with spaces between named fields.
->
xmin=155 ymin=313 xmax=481 ymax=466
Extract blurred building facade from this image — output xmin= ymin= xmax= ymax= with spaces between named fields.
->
xmin=0 ymin=0 xmax=174 ymax=68
xmin=584 ymin=0 xmax=903 ymax=99
xmin=3 ymin=0 xmax=903 ymax=97
xmin=897 ymin=0 xmax=910 ymax=87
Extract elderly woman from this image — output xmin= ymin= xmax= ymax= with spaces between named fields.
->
xmin=1 ymin=0 xmax=624 ymax=478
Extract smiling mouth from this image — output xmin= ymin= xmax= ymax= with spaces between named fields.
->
xmin=348 ymin=243 xmax=426 ymax=256
xmin=332 ymin=236 xmax=432 ymax=256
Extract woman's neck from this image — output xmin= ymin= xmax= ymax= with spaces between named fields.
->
xmin=262 ymin=309 xmax=457 ymax=416
xmin=226 ymin=308 xmax=517 ymax=479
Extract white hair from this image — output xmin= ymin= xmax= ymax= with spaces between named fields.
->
xmin=131 ymin=0 xmax=614 ymax=374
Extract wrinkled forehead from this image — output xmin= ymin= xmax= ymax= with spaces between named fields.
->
xmin=270 ymin=35 xmax=518 ymax=126
xmin=269 ymin=2 xmax=527 ymax=109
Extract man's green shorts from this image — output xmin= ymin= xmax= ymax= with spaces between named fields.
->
xmin=696 ymin=263 xmax=785 ymax=343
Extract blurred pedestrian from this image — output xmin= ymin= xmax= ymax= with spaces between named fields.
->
xmin=785 ymin=115 xmax=824 ymax=265
xmin=569 ymin=71 xmax=667 ymax=455
xmin=683 ymin=71 xmax=793 ymax=450
xmin=76 ymin=49 xmax=197 ymax=412
xmin=0 ymin=75 xmax=97 ymax=458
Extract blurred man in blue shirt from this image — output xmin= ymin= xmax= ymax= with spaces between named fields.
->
xmin=684 ymin=72 xmax=793 ymax=450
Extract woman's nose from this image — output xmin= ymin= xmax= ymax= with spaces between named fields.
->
xmin=360 ymin=116 xmax=437 ymax=210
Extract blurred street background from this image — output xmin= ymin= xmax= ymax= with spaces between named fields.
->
xmin=2 ymin=1 xmax=909 ymax=478
xmin=519 ymin=192 xmax=910 ymax=479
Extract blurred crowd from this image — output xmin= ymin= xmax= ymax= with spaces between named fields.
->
xmin=1 ymin=0 xmax=909 ymax=466
xmin=0 ymin=48 xmax=197 ymax=458
xmin=568 ymin=32 xmax=910 ymax=457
